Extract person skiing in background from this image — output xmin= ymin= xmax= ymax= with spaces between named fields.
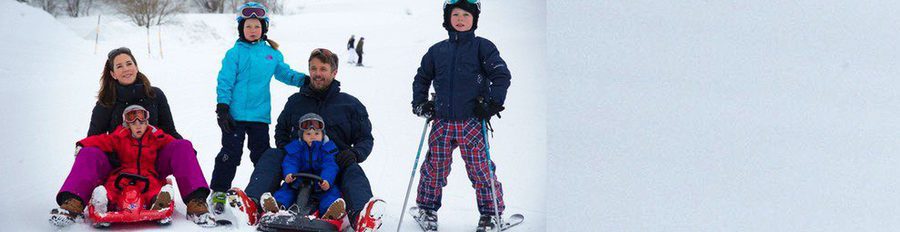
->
xmin=210 ymin=1 xmax=308 ymax=215
xmin=258 ymin=113 xmax=346 ymax=221
xmin=347 ymin=34 xmax=356 ymax=50
xmin=355 ymin=37 xmax=365 ymax=66
xmin=347 ymin=35 xmax=358 ymax=64
xmin=411 ymin=0 xmax=511 ymax=231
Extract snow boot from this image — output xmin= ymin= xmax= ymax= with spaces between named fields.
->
xmin=353 ymin=198 xmax=386 ymax=231
xmin=211 ymin=191 xmax=227 ymax=215
xmin=150 ymin=184 xmax=174 ymax=210
xmin=186 ymin=197 xmax=217 ymax=227
xmin=260 ymin=192 xmax=280 ymax=214
xmin=90 ymin=186 xmax=108 ymax=215
xmin=322 ymin=198 xmax=346 ymax=220
xmin=49 ymin=197 xmax=84 ymax=227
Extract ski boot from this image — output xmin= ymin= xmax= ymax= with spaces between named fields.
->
xmin=413 ymin=207 xmax=437 ymax=231
xmin=476 ymin=214 xmax=499 ymax=232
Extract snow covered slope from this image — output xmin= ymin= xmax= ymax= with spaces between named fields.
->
xmin=0 ymin=0 xmax=545 ymax=231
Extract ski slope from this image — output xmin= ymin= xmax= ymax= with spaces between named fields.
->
xmin=0 ymin=0 xmax=546 ymax=231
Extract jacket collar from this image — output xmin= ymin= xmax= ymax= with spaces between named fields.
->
xmin=300 ymin=77 xmax=341 ymax=101
xmin=447 ymin=29 xmax=475 ymax=43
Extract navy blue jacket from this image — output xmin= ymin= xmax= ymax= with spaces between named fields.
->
xmin=274 ymin=78 xmax=374 ymax=162
xmin=412 ymin=30 xmax=512 ymax=120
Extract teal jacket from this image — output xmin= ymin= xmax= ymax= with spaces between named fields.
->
xmin=217 ymin=40 xmax=306 ymax=123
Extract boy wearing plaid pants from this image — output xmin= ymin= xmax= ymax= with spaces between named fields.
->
xmin=411 ymin=0 xmax=511 ymax=230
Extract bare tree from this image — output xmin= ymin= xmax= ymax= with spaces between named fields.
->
xmin=193 ymin=0 xmax=225 ymax=13
xmin=27 ymin=0 xmax=61 ymax=16
xmin=111 ymin=0 xmax=185 ymax=55
xmin=65 ymin=0 xmax=95 ymax=17
xmin=111 ymin=0 xmax=185 ymax=28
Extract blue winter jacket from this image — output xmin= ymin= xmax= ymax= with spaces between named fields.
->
xmin=283 ymin=138 xmax=339 ymax=186
xmin=412 ymin=30 xmax=512 ymax=120
xmin=217 ymin=40 xmax=307 ymax=124
xmin=275 ymin=78 xmax=375 ymax=163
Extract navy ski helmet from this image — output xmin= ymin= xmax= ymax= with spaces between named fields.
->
xmin=442 ymin=0 xmax=481 ymax=32
xmin=236 ymin=2 xmax=270 ymax=41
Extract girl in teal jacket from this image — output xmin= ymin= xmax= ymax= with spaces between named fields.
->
xmin=210 ymin=2 xmax=307 ymax=205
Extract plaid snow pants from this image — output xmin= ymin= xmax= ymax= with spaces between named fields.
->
xmin=416 ymin=118 xmax=505 ymax=215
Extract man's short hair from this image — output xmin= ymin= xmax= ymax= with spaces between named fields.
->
xmin=309 ymin=48 xmax=339 ymax=71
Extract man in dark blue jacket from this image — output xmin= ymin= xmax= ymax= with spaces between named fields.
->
xmin=410 ymin=1 xmax=512 ymax=231
xmin=245 ymin=48 xmax=383 ymax=230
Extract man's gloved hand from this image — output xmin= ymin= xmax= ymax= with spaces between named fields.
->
xmin=335 ymin=149 xmax=359 ymax=169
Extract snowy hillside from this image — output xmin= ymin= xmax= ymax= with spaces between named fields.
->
xmin=0 ymin=0 xmax=546 ymax=231
xmin=548 ymin=1 xmax=900 ymax=231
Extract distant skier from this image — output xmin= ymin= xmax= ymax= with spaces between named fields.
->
xmin=347 ymin=35 xmax=358 ymax=64
xmin=347 ymin=35 xmax=356 ymax=50
xmin=355 ymin=37 xmax=365 ymax=66
xmin=411 ymin=0 xmax=512 ymax=231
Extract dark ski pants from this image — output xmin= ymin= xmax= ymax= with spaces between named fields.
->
xmin=210 ymin=121 xmax=270 ymax=192
xmin=246 ymin=148 xmax=373 ymax=226
xmin=356 ymin=51 xmax=363 ymax=65
xmin=416 ymin=118 xmax=505 ymax=215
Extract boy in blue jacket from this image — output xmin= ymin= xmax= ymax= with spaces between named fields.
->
xmin=411 ymin=0 xmax=512 ymax=231
xmin=260 ymin=113 xmax=345 ymax=220
xmin=210 ymin=1 xmax=308 ymax=210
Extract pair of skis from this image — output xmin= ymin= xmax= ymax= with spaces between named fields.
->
xmin=407 ymin=206 xmax=524 ymax=232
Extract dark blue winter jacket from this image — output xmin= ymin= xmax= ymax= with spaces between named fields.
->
xmin=275 ymin=78 xmax=374 ymax=162
xmin=282 ymin=138 xmax=339 ymax=187
xmin=412 ymin=30 xmax=512 ymax=120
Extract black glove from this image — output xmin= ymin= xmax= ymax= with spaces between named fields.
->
xmin=335 ymin=149 xmax=359 ymax=169
xmin=473 ymin=100 xmax=505 ymax=120
xmin=413 ymin=101 xmax=435 ymax=119
xmin=216 ymin=103 xmax=236 ymax=133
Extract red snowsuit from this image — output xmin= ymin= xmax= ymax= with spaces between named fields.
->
xmin=77 ymin=125 xmax=175 ymax=206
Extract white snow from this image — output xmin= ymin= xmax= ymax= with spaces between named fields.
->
xmin=548 ymin=1 xmax=900 ymax=231
xmin=0 ymin=0 xmax=545 ymax=231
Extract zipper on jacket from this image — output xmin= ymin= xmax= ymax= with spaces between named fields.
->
xmin=449 ymin=40 xmax=459 ymax=119
xmin=136 ymin=138 xmax=143 ymax=176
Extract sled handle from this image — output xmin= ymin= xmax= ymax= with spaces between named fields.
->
xmin=114 ymin=173 xmax=151 ymax=193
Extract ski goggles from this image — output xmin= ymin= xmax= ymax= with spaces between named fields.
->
xmin=124 ymin=108 xmax=149 ymax=123
xmin=444 ymin=0 xmax=481 ymax=11
xmin=299 ymin=119 xmax=325 ymax=131
xmin=240 ymin=6 xmax=267 ymax=19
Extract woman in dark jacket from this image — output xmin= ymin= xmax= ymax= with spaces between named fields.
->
xmin=50 ymin=47 xmax=215 ymax=227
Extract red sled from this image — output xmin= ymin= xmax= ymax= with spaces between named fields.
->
xmin=86 ymin=173 xmax=175 ymax=227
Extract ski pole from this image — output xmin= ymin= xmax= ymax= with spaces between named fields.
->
xmin=482 ymin=119 xmax=502 ymax=232
xmin=397 ymin=118 xmax=431 ymax=232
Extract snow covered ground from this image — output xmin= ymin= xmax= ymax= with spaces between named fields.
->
xmin=0 ymin=0 xmax=545 ymax=231
xmin=548 ymin=1 xmax=900 ymax=231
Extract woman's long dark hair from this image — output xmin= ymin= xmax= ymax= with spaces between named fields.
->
xmin=98 ymin=47 xmax=155 ymax=107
